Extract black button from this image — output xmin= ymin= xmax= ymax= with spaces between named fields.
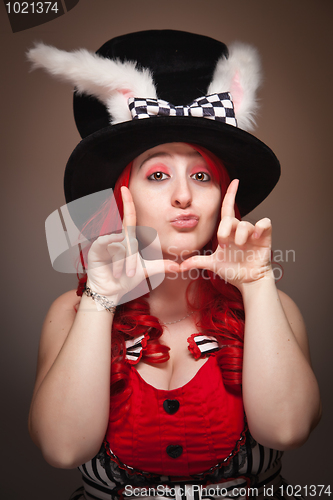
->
xmin=163 ymin=399 xmax=180 ymax=415
xmin=166 ymin=445 xmax=183 ymax=458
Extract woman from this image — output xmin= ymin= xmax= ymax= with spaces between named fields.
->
xmin=27 ymin=30 xmax=321 ymax=499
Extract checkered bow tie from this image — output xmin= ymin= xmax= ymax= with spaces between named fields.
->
xmin=128 ymin=92 xmax=237 ymax=126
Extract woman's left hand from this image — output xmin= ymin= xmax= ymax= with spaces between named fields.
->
xmin=179 ymin=179 xmax=273 ymax=290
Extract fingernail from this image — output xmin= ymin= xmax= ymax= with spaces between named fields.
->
xmin=127 ymin=270 xmax=135 ymax=277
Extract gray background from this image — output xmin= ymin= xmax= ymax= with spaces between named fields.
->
xmin=1 ymin=0 xmax=332 ymax=498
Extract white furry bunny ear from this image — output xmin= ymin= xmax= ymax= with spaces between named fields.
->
xmin=27 ymin=43 xmax=157 ymax=125
xmin=207 ymin=43 xmax=262 ymax=131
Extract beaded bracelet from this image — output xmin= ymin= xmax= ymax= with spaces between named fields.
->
xmin=84 ymin=286 xmax=117 ymax=314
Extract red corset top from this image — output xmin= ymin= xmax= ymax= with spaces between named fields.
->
xmin=105 ymin=334 xmax=245 ymax=477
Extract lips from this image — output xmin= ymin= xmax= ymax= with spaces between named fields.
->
xmin=170 ymin=214 xmax=199 ymax=229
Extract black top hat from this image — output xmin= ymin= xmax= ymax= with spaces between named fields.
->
xmin=28 ymin=30 xmax=280 ymax=217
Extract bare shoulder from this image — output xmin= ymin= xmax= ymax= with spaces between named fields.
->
xmin=48 ymin=289 xmax=81 ymax=315
xmin=277 ymin=289 xmax=305 ymax=329
xmin=32 ymin=290 xmax=81 ymax=395
xmin=277 ymin=289 xmax=311 ymax=362
xmin=50 ymin=290 xmax=80 ymax=310
xmin=41 ymin=290 xmax=81 ymax=339
xmin=41 ymin=289 xmax=81 ymax=350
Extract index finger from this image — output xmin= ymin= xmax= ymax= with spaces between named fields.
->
xmin=121 ymin=186 xmax=136 ymax=237
xmin=221 ymin=179 xmax=239 ymax=219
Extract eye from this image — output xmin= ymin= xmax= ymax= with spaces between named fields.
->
xmin=191 ymin=172 xmax=211 ymax=182
xmin=148 ymin=171 xmax=169 ymax=181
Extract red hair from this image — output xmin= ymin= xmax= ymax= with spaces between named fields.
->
xmin=77 ymin=144 xmax=244 ymax=419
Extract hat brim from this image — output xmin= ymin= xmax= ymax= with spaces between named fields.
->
xmin=64 ymin=116 xmax=280 ymax=219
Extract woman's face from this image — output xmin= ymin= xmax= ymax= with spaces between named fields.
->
xmin=129 ymin=143 xmax=222 ymax=261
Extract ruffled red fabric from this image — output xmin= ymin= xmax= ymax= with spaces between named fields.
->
xmin=187 ymin=333 xmax=203 ymax=360
xmin=105 ymin=355 xmax=245 ymax=477
xmin=125 ymin=332 xmax=150 ymax=365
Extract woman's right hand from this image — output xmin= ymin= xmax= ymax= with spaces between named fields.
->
xmin=87 ymin=186 xmax=179 ymax=303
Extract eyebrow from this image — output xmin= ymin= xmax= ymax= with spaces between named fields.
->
xmin=139 ymin=150 xmax=201 ymax=169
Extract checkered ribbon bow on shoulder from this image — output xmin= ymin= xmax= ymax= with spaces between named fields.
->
xmin=128 ymin=92 xmax=237 ymax=126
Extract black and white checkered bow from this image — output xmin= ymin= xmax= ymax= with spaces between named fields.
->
xmin=128 ymin=92 xmax=237 ymax=126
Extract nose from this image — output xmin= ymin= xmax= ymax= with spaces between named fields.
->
xmin=171 ymin=178 xmax=192 ymax=209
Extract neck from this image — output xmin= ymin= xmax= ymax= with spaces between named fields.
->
xmin=147 ymin=271 xmax=195 ymax=321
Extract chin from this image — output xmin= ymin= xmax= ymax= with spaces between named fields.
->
xmin=161 ymin=241 xmax=208 ymax=263
xmin=158 ymin=228 xmax=214 ymax=261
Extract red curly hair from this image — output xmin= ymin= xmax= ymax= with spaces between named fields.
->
xmin=77 ymin=145 xmax=244 ymax=420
